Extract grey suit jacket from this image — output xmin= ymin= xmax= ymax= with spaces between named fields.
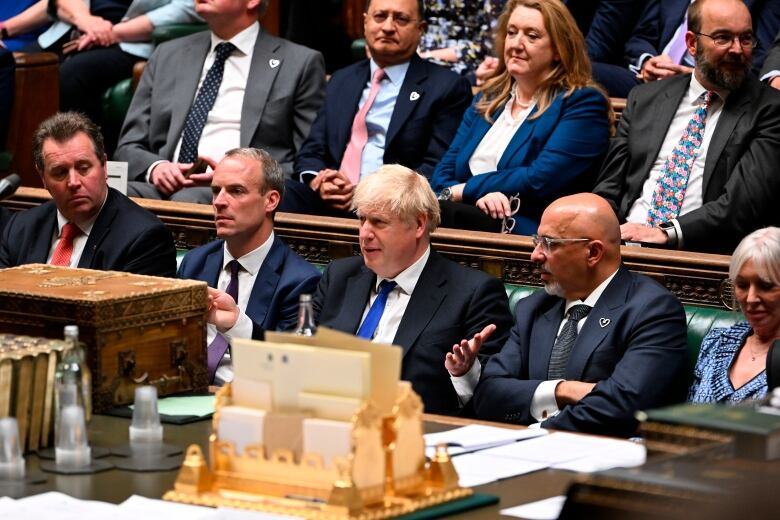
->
xmin=760 ymin=29 xmax=780 ymax=79
xmin=594 ymin=73 xmax=780 ymax=254
xmin=114 ymin=26 xmax=326 ymax=180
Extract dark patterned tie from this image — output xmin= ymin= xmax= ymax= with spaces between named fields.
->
xmin=547 ymin=304 xmax=591 ymax=379
xmin=356 ymin=280 xmax=397 ymax=340
xmin=178 ymin=41 xmax=236 ymax=164
xmin=207 ymin=259 xmax=240 ymax=384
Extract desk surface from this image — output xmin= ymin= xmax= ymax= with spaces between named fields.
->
xmin=15 ymin=414 xmax=573 ymax=517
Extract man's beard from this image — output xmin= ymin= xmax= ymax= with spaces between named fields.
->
xmin=696 ymin=45 xmax=751 ymax=91
xmin=542 ymin=279 xmax=565 ymax=298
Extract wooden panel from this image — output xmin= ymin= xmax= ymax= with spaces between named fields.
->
xmin=262 ymin=0 xmax=281 ymax=36
xmin=342 ymin=0 xmax=365 ymax=40
xmin=7 ymin=52 xmax=60 ymax=188
xmin=1 ymin=187 xmax=732 ymax=309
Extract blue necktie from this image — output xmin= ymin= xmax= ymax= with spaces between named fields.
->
xmin=207 ymin=259 xmax=240 ymax=384
xmin=356 ymin=280 xmax=397 ymax=340
xmin=179 ymin=41 xmax=236 ymax=164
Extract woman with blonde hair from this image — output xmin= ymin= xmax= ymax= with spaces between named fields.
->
xmin=689 ymin=227 xmax=780 ymax=403
xmin=432 ymin=0 xmax=612 ymax=235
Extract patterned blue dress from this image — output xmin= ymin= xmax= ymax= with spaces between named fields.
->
xmin=688 ymin=322 xmax=768 ymax=403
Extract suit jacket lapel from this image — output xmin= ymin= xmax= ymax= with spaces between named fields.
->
xmin=169 ymin=34 xmax=211 ymax=147
xmin=529 ymin=299 xmax=565 ymax=379
xmin=393 ymin=253 xmax=446 ymax=358
xmin=30 ymin=204 xmax=58 ymax=264
xmin=566 ymin=267 xmax=630 ymax=380
xmin=79 ymin=189 xmax=118 ymax=268
xmin=241 ymin=29 xmax=281 ymax=146
xmin=203 ymin=246 xmax=224 ymax=288
xmin=336 ymin=267 xmax=375 ymax=334
xmin=702 ymin=90 xmax=749 ymax=194
xmin=497 ymin=104 xmax=542 ymax=168
xmin=386 ymin=56 xmax=426 ymax=148
xmin=640 ymin=78 xmax=688 ymax=178
xmin=338 ymin=61 xmax=371 ymax=152
xmin=246 ymin=237 xmax=283 ymax=328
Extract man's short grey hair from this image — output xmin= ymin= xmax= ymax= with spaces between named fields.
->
xmin=351 ymin=164 xmax=440 ymax=234
xmin=224 ymin=147 xmax=284 ymax=200
xmin=32 ymin=112 xmax=105 ymax=172
xmin=729 ymin=226 xmax=780 ymax=286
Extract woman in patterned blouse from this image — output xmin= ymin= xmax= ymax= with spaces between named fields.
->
xmin=689 ymin=227 xmax=780 ymax=403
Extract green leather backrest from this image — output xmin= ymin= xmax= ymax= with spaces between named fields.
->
xmin=102 ymin=78 xmax=134 ymax=128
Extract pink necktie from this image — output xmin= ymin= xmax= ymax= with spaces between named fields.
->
xmin=50 ymin=222 xmax=80 ymax=267
xmin=340 ymin=68 xmax=386 ymax=184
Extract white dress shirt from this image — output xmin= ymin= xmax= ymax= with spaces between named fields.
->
xmin=625 ymin=74 xmax=726 ymax=246
xmin=147 ymin=22 xmax=259 ymax=179
xmin=529 ymin=269 xmax=619 ymax=423
xmin=212 ymin=231 xmax=274 ymax=386
xmin=468 ymin=92 xmax=535 ymax=175
xmin=47 ymin=195 xmax=107 ymax=267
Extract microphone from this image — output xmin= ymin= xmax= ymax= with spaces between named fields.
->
xmin=0 ymin=173 xmax=20 ymax=201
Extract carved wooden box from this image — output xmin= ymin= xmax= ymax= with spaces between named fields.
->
xmin=0 ymin=264 xmax=208 ymax=412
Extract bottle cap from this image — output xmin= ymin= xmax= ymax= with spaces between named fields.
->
xmin=129 ymin=385 xmax=163 ymax=444
xmin=0 ymin=417 xmax=25 ymax=479
xmin=55 ymin=405 xmax=91 ymax=468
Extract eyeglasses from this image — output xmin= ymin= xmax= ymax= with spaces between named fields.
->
xmin=693 ymin=32 xmax=758 ymax=49
xmin=532 ymin=234 xmax=591 ymax=253
xmin=369 ymin=11 xmax=418 ymax=27
xmin=501 ymin=194 xmax=522 ymax=234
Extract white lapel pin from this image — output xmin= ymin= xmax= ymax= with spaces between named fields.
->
xmin=599 ymin=318 xmax=611 ymax=328
xmin=269 ymin=58 xmax=280 ymax=69
xmin=410 ymin=91 xmax=420 ymax=101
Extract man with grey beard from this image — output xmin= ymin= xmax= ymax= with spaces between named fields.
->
xmin=472 ymin=194 xmax=688 ymax=437
xmin=594 ymin=0 xmax=780 ymax=254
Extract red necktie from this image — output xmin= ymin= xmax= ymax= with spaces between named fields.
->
xmin=50 ymin=222 xmax=80 ymax=267
xmin=339 ymin=68 xmax=386 ymax=184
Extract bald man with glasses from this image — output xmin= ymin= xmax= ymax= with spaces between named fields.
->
xmin=471 ymin=194 xmax=688 ymax=437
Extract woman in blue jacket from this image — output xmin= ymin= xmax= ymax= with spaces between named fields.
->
xmin=431 ymin=0 xmax=612 ymax=235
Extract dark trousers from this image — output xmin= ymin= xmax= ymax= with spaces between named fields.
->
xmin=592 ymin=62 xmax=642 ymax=98
xmin=0 ymin=48 xmax=14 ymax=148
xmin=60 ymin=45 xmax=138 ymax=154
xmin=278 ymin=178 xmax=355 ymax=218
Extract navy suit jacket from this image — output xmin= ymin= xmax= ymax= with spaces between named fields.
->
xmin=294 ymin=54 xmax=472 ymax=179
xmin=473 ymin=267 xmax=688 ymax=438
xmin=0 ymin=187 xmax=177 ymax=276
xmin=178 ymin=236 xmax=321 ymax=333
xmin=586 ymin=0 xmax=646 ymax=64
xmin=624 ymin=0 xmax=779 ymax=74
xmin=312 ymin=251 xmax=513 ymax=416
xmin=430 ymin=87 xmax=610 ymax=235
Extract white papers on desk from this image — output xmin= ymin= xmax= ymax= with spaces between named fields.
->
xmin=500 ymin=495 xmax=566 ymax=519
xmin=0 ymin=493 xmax=301 ymax=520
xmin=424 ymin=424 xmax=548 ymax=456
xmin=6 ymin=492 xmax=123 ymax=519
xmin=451 ymin=452 xmax=548 ymax=487
xmin=481 ymin=432 xmax=646 ymax=472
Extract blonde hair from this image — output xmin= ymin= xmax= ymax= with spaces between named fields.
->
xmin=730 ymin=227 xmax=780 ymax=286
xmin=352 ymin=164 xmax=441 ymax=234
xmin=476 ymin=0 xmax=613 ymax=127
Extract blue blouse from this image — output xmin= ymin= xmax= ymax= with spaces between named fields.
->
xmin=688 ymin=322 xmax=768 ymax=403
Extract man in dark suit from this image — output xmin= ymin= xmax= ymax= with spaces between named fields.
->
xmin=473 ymin=194 xmax=688 ymax=437
xmin=178 ymin=148 xmax=320 ymax=385
xmin=114 ymin=0 xmax=325 ymax=202
xmin=312 ymin=165 xmax=512 ymax=415
xmin=594 ymin=0 xmax=780 ymax=254
xmin=593 ymin=0 xmax=780 ymax=97
xmin=0 ymin=112 xmax=176 ymax=276
xmin=760 ymin=28 xmax=780 ymax=89
xmin=207 ymin=165 xmax=513 ymax=414
xmin=280 ymin=0 xmax=472 ymax=217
